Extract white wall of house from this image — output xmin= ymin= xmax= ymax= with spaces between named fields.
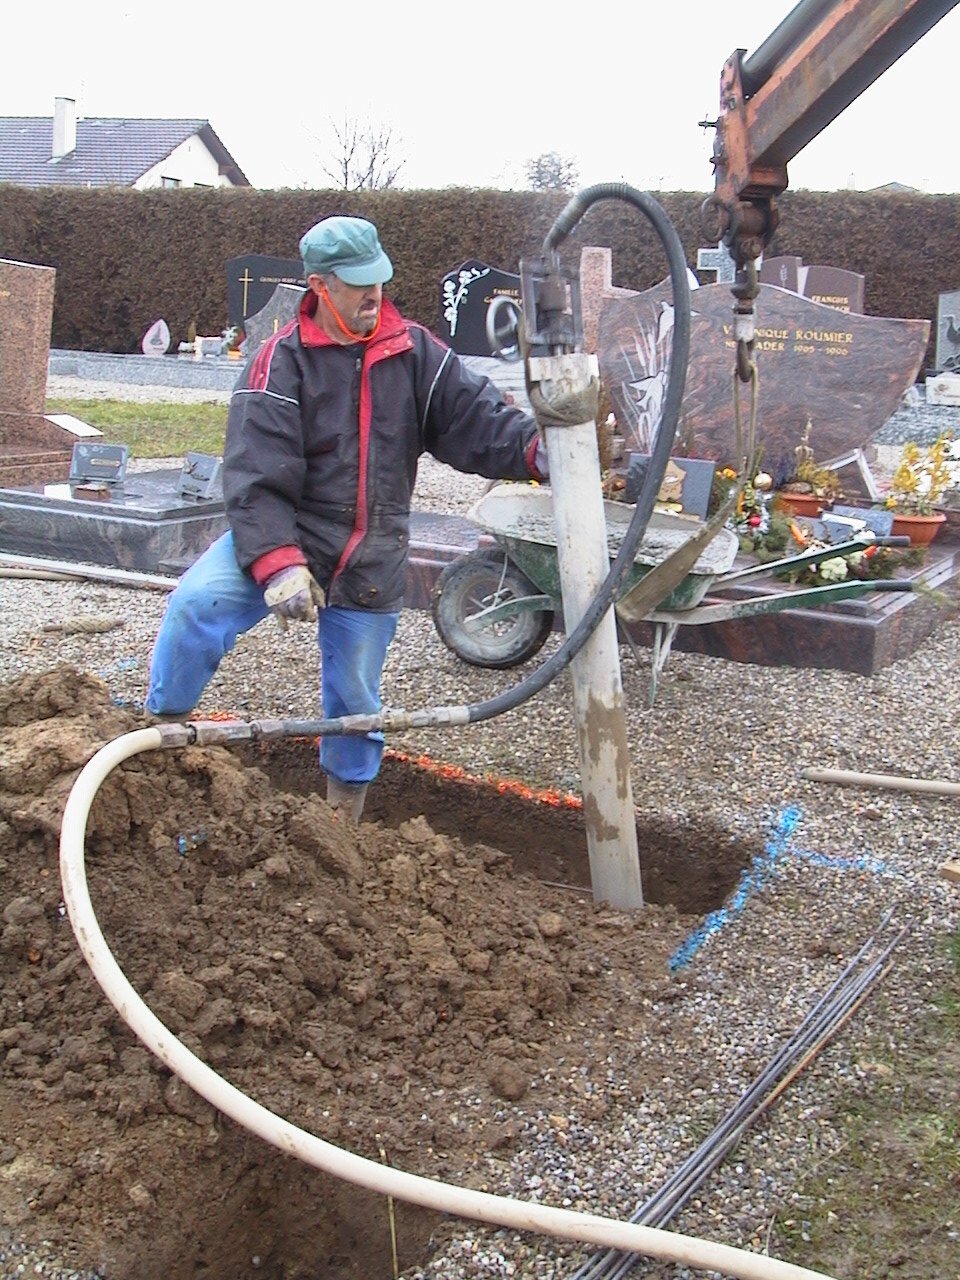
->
xmin=133 ymin=136 xmax=233 ymax=189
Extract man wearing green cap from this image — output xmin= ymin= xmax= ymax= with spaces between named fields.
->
xmin=146 ymin=215 xmax=547 ymax=821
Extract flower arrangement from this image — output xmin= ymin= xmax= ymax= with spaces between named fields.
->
xmin=709 ymin=460 xmax=909 ymax=584
xmin=776 ymin=519 xmax=895 ymax=588
xmin=710 ymin=463 xmax=796 ymax=557
xmin=880 ymin=435 xmax=957 ymax=515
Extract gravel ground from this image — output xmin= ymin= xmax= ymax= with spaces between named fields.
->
xmin=5 ymin=373 xmax=960 ymax=1279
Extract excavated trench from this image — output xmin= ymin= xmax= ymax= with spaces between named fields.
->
xmin=253 ymin=741 xmax=747 ymax=917
xmin=0 ymin=669 xmax=756 ymax=1280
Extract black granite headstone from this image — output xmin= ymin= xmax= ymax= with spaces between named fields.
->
xmin=438 ymin=260 xmax=522 ymax=356
xmin=227 ymin=255 xmax=304 ymax=328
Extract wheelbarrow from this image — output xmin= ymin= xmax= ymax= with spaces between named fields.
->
xmin=429 ymin=484 xmax=913 ymax=701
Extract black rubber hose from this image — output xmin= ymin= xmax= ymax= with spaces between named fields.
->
xmin=465 ymin=182 xmax=691 ymax=723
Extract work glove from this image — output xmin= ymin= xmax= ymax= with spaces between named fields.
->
xmin=263 ymin=564 xmax=325 ymax=624
xmin=519 ymin=324 xmax=600 ymax=432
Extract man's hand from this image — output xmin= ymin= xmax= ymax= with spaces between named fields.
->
xmin=263 ymin=565 xmax=325 ymax=624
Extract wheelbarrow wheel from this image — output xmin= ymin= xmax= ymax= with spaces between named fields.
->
xmin=430 ymin=548 xmax=555 ymax=669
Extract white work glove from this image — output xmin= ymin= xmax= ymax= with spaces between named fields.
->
xmin=263 ymin=565 xmax=325 ymax=624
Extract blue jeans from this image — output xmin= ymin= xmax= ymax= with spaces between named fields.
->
xmin=146 ymin=531 xmax=399 ymax=784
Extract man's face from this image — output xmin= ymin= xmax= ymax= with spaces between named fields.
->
xmin=315 ymin=273 xmax=382 ymax=334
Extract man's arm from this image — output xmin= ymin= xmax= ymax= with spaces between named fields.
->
xmin=416 ymin=336 xmax=545 ymax=481
xmin=223 ymin=340 xmax=308 ymax=574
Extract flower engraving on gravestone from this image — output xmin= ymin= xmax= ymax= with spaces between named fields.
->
xmin=442 ymin=264 xmax=488 ymax=337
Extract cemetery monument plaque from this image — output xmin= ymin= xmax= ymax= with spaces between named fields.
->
xmin=760 ymin=256 xmax=864 ymax=314
xmin=177 ymin=453 xmax=223 ymax=501
xmin=759 ymin=256 xmax=802 ymax=293
xmin=69 ymin=442 xmax=130 ymax=488
xmin=801 ymin=264 xmax=865 ymax=315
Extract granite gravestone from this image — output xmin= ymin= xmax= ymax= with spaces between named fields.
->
xmin=239 ymin=283 xmax=303 ymax=357
xmin=934 ymin=289 xmax=960 ymax=373
xmin=439 ymin=260 xmax=522 ymax=356
xmin=597 ymin=280 xmax=929 ymax=479
xmin=760 ymin=255 xmax=801 ymax=293
xmin=696 ymin=242 xmax=737 ymax=284
xmin=227 ymin=255 xmax=304 ymax=329
xmin=760 ymin=256 xmax=865 ymax=314
xmin=0 ymin=258 xmax=101 ymax=485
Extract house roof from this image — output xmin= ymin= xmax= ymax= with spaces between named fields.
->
xmin=0 ymin=117 xmax=250 ymax=187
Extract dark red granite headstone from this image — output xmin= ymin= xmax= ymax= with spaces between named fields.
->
xmin=0 ymin=258 xmax=79 ymax=484
xmin=597 ymin=280 xmax=929 ymax=481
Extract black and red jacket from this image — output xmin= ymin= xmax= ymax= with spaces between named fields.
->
xmin=224 ymin=291 xmax=541 ymax=612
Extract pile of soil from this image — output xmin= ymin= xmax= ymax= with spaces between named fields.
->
xmin=0 ymin=668 xmax=748 ymax=1280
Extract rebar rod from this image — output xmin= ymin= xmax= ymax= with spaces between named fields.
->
xmin=569 ymin=917 xmax=908 ymax=1280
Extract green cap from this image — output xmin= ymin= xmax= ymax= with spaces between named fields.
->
xmin=299 ymin=216 xmax=393 ymax=286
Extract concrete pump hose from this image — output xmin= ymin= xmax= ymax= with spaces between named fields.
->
xmin=59 ymin=729 xmax=838 ymax=1280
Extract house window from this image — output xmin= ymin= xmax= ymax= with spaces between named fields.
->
xmin=160 ymin=176 xmax=181 ymax=188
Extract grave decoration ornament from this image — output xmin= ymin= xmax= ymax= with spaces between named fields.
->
xmin=775 ymin=422 xmax=844 ymax=518
xmin=141 ymin=319 xmax=171 ymax=356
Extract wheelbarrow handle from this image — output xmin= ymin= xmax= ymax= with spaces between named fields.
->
xmin=714 ymin=536 xmax=880 ymax=585
xmin=647 ymin=577 xmax=912 ymax=626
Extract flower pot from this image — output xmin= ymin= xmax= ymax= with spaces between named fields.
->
xmin=775 ymin=491 xmax=823 ymax=518
xmin=889 ymin=511 xmax=947 ymax=547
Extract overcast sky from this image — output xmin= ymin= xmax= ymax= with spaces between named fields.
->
xmin=5 ymin=1 xmax=960 ymax=195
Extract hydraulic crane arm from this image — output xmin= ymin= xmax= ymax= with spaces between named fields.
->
xmin=705 ymin=0 xmax=960 ymax=267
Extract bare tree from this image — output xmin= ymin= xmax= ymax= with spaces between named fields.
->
xmin=321 ymin=117 xmax=405 ymax=190
xmin=524 ymin=151 xmax=579 ymax=193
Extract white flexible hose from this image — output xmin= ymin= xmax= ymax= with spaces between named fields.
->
xmin=59 ymin=729 xmax=838 ymax=1280
xmin=802 ymin=766 xmax=960 ymax=796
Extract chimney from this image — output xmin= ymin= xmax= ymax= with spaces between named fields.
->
xmin=52 ymin=97 xmax=77 ymax=160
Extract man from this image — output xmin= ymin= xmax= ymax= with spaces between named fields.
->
xmin=146 ymin=215 xmax=546 ymax=821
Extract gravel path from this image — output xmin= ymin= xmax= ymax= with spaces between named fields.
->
xmin=5 ymin=372 xmax=960 ymax=1278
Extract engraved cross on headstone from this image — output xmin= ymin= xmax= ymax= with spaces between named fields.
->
xmin=696 ymin=242 xmax=738 ymax=284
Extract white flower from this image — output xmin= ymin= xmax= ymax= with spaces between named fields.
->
xmin=817 ymin=555 xmax=848 ymax=582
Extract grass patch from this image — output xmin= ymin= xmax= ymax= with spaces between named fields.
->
xmin=771 ymin=927 xmax=960 ymax=1279
xmin=44 ymin=398 xmax=228 ymax=458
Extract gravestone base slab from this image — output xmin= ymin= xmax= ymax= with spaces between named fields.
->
xmin=0 ymin=451 xmax=73 ymax=487
xmin=402 ymin=512 xmax=960 ymax=678
xmin=0 ymin=413 xmax=76 ymax=485
xmin=0 ymin=468 xmax=227 ymax=574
